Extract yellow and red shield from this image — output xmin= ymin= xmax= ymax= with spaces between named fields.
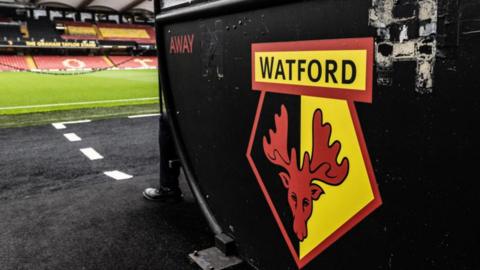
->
xmin=246 ymin=38 xmax=382 ymax=268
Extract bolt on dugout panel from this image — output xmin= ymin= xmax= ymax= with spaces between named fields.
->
xmin=155 ymin=1 xmax=479 ymax=269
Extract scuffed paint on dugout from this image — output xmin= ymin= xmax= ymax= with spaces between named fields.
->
xmin=370 ymin=0 xmax=438 ymax=93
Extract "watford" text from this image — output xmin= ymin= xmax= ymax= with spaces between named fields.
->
xmin=259 ymin=57 xmax=357 ymax=85
xmin=253 ymin=49 xmax=367 ymax=91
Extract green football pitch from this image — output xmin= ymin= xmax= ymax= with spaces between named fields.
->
xmin=0 ymin=69 xmax=159 ymax=115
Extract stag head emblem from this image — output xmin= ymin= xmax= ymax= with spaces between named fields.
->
xmin=263 ymin=105 xmax=350 ymax=241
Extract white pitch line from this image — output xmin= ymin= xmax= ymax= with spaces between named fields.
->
xmin=52 ymin=123 xmax=66 ymax=129
xmin=128 ymin=113 xmax=160 ymax=119
xmin=80 ymin=147 xmax=104 ymax=160
xmin=104 ymin=170 xmax=133 ymax=180
xmin=61 ymin=120 xmax=91 ymax=125
xmin=63 ymin=133 xmax=82 ymax=142
xmin=0 ymin=97 xmax=158 ymax=110
xmin=52 ymin=119 xmax=91 ymax=129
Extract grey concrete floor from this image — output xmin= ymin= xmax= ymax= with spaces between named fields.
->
xmin=0 ymin=116 xmax=213 ymax=270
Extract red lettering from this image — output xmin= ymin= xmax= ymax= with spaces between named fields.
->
xmin=169 ymin=34 xmax=195 ymax=54
xmin=182 ymin=37 xmax=190 ymax=53
xmin=175 ymin=36 xmax=182 ymax=53
xmin=169 ymin=37 xmax=176 ymax=54
xmin=187 ymin=34 xmax=195 ymax=53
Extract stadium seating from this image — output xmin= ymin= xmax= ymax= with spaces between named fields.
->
xmin=0 ymin=55 xmax=28 ymax=71
xmin=108 ymin=56 xmax=158 ymax=69
xmin=33 ymin=56 xmax=110 ymax=70
xmin=0 ymin=14 xmax=158 ymax=72
xmin=27 ymin=18 xmax=61 ymax=41
xmin=0 ymin=55 xmax=157 ymax=71
xmin=2 ymin=16 xmax=156 ymax=44
xmin=97 ymin=23 xmax=155 ymax=44
xmin=0 ymin=24 xmax=23 ymax=42
xmin=60 ymin=21 xmax=98 ymax=41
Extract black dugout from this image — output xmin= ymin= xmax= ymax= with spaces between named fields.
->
xmin=155 ymin=0 xmax=479 ymax=269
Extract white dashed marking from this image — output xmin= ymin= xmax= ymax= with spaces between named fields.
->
xmin=52 ymin=123 xmax=66 ymax=129
xmin=104 ymin=170 xmax=133 ymax=180
xmin=63 ymin=133 xmax=82 ymax=142
xmin=80 ymin=147 xmax=103 ymax=160
xmin=128 ymin=113 xmax=160 ymax=119
xmin=52 ymin=119 xmax=91 ymax=129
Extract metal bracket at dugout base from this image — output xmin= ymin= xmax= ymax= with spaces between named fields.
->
xmin=159 ymin=112 xmax=242 ymax=268
xmin=189 ymin=233 xmax=244 ymax=270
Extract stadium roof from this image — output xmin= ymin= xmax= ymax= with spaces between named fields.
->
xmin=1 ymin=0 xmax=154 ymax=14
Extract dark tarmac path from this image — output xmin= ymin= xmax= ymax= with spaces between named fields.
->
xmin=0 ymin=116 xmax=212 ymax=270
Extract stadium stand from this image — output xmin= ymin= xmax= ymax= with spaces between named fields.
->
xmin=1 ymin=15 xmax=156 ymax=44
xmin=27 ymin=17 xmax=61 ymax=41
xmin=97 ymin=23 xmax=155 ymax=44
xmin=0 ymin=24 xmax=23 ymax=42
xmin=0 ymin=55 xmax=29 ymax=71
xmin=0 ymin=55 xmax=158 ymax=72
xmin=0 ymin=10 xmax=157 ymax=72
xmin=33 ymin=56 xmax=110 ymax=70
xmin=108 ymin=56 xmax=158 ymax=69
xmin=60 ymin=21 xmax=98 ymax=41
xmin=54 ymin=21 xmax=155 ymax=43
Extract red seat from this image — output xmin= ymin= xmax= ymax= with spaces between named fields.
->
xmin=33 ymin=56 xmax=110 ymax=70
xmin=0 ymin=55 xmax=28 ymax=71
xmin=108 ymin=56 xmax=158 ymax=69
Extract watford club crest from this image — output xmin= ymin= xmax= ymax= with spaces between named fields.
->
xmin=246 ymin=38 xmax=382 ymax=268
